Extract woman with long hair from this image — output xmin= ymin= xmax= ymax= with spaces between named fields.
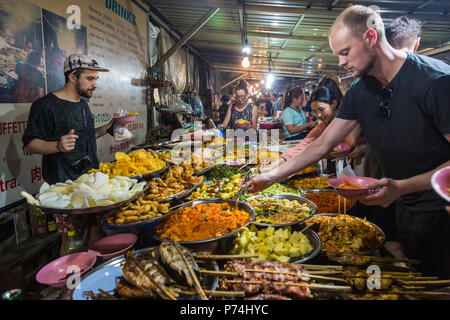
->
xmin=280 ymin=86 xmax=318 ymax=140
xmin=221 ymin=79 xmax=258 ymax=130
xmin=260 ymin=78 xmax=357 ymax=173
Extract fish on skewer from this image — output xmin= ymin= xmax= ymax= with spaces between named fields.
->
xmin=159 ymin=240 xmax=208 ymax=300
xmin=122 ymin=249 xmax=178 ymax=299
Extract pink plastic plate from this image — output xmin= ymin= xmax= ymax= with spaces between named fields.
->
xmin=113 ymin=114 xmax=137 ymax=125
xmin=431 ymin=166 xmax=450 ymax=203
xmin=328 ymin=176 xmax=379 ymax=198
xmin=87 ymin=233 xmax=137 ymax=260
xmin=235 ymin=122 xmax=251 ymax=129
xmin=330 ymin=142 xmax=353 ymax=158
xmin=36 ymin=252 xmax=97 ymax=288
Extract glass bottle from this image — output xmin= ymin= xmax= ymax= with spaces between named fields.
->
xmin=65 ymin=230 xmax=84 ymax=255
xmin=34 ymin=208 xmax=48 ymax=237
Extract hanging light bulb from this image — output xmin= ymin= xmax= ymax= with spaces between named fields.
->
xmin=242 ymin=56 xmax=250 ymax=68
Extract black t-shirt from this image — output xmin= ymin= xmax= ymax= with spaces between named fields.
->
xmin=337 ymin=53 xmax=450 ymax=212
xmin=22 ymin=93 xmax=100 ymax=184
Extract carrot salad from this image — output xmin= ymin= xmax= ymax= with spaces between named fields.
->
xmin=156 ymin=203 xmax=250 ymax=241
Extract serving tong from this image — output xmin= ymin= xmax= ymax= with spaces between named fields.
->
xmin=234 ymin=170 xmax=252 ymax=208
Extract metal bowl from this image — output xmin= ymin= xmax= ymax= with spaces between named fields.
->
xmin=309 ymin=213 xmax=386 ymax=252
xmin=102 ymin=198 xmax=185 ymax=230
xmin=152 ymin=199 xmax=255 ymax=253
xmin=67 ymin=246 xmax=219 ymax=300
xmin=302 ymin=189 xmax=356 ymax=213
xmin=128 ymin=163 xmax=170 ymax=181
xmin=30 ymin=183 xmax=149 ymax=215
xmin=246 ymin=194 xmax=317 ymax=227
xmin=154 ymin=178 xmax=206 ymax=202
xmin=220 ymin=223 xmax=322 ymax=264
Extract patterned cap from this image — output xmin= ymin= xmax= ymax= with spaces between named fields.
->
xmin=64 ymin=54 xmax=109 ymax=73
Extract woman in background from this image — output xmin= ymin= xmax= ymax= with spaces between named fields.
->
xmin=221 ymin=79 xmax=258 ymax=130
xmin=280 ymin=86 xmax=317 ymax=141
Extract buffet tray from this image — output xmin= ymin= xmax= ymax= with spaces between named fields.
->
xmin=29 ymin=183 xmax=149 ymax=216
xmin=128 ymin=162 xmax=170 ymax=180
xmin=152 ymin=199 xmax=255 ymax=247
xmin=246 ymin=194 xmax=317 ymax=228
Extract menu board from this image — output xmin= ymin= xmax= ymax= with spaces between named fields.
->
xmin=0 ymin=0 xmax=149 ymax=211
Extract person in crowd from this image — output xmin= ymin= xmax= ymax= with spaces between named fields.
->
xmin=261 ymin=78 xmax=358 ymax=173
xmin=386 ymin=16 xmax=422 ymax=53
xmin=264 ymin=93 xmax=273 ymax=116
xmin=193 ymin=92 xmax=205 ymax=117
xmin=216 ymin=95 xmax=231 ymax=124
xmin=221 ymin=79 xmax=258 ymax=130
xmin=280 ymin=86 xmax=318 ymax=140
xmin=22 ymin=54 xmax=114 ymax=256
xmin=301 ymin=89 xmax=313 ymax=118
xmin=246 ymin=5 xmax=450 ymax=278
xmin=343 ymin=15 xmax=425 ymax=256
xmin=272 ymin=94 xmax=282 ymax=118
xmin=146 ymin=111 xmax=183 ymax=143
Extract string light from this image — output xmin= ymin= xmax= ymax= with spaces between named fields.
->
xmin=242 ymin=56 xmax=250 ymax=68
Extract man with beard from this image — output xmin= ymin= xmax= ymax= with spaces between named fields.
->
xmin=245 ymin=5 xmax=450 ymax=278
xmin=23 ymin=54 xmax=113 ymax=255
xmin=23 ymin=54 xmax=112 ymax=184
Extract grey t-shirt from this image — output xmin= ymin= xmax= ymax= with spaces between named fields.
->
xmin=337 ymin=53 xmax=450 ymax=212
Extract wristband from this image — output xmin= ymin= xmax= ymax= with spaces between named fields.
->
xmin=56 ymin=141 xmax=60 ymax=152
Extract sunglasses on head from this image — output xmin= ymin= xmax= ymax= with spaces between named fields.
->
xmin=378 ymin=87 xmax=392 ymax=121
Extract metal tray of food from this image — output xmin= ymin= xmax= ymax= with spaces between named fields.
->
xmin=302 ymin=188 xmax=356 ymax=212
xmin=67 ymin=246 xmax=219 ymax=300
xmin=309 ymin=213 xmax=386 ymax=252
xmin=152 ymin=199 xmax=255 ymax=246
xmin=29 ymin=183 xmax=149 ymax=216
xmin=221 ymin=224 xmax=322 ymax=264
xmin=101 ymin=198 xmax=185 ymax=230
xmin=128 ymin=162 xmax=170 ymax=180
xmin=154 ymin=178 xmax=206 ymax=203
xmin=246 ymin=194 xmax=317 ymax=228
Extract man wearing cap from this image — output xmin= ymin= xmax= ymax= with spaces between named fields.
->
xmin=23 ymin=54 xmax=112 ymax=184
xmin=22 ymin=54 xmax=113 ymax=255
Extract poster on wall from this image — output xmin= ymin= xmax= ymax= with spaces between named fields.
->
xmin=0 ymin=0 xmax=45 ymax=103
xmin=0 ymin=0 xmax=149 ymax=211
xmin=42 ymin=8 xmax=87 ymax=93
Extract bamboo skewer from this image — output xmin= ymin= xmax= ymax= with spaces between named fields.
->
xmin=400 ymin=280 xmax=450 ymax=286
xmin=199 ymin=268 xmax=347 ymax=283
xmin=194 ymin=254 xmax=259 ymax=260
xmin=223 ymin=279 xmax=352 ymax=292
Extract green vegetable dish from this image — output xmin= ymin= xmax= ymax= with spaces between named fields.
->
xmin=247 ymin=196 xmax=313 ymax=225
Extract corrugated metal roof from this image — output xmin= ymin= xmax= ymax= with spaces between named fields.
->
xmin=146 ymin=0 xmax=450 ymax=88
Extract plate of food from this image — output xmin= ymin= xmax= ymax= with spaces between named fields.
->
xmin=431 ymin=166 xmax=450 ymax=203
xmin=70 ymin=242 xmax=220 ymax=300
xmin=235 ymin=119 xmax=251 ymax=129
xmin=113 ymin=111 xmax=138 ymax=125
xmin=328 ymin=176 xmax=379 ymax=198
xmin=21 ymin=173 xmax=148 ymax=215
xmin=226 ymin=224 xmax=322 ymax=264
xmin=246 ymin=194 xmax=316 ymax=227
xmin=302 ymin=189 xmax=354 ymax=214
xmin=305 ymin=213 xmax=385 ymax=255
xmin=189 ymin=173 xmax=245 ymax=201
xmin=287 ymin=175 xmax=332 ymax=191
xmin=330 ymin=142 xmax=353 ymax=158
xmin=144 ymin=164 xmax=205 ymax=202
xmin=153 ymin=199 xmax=254 ymax=253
